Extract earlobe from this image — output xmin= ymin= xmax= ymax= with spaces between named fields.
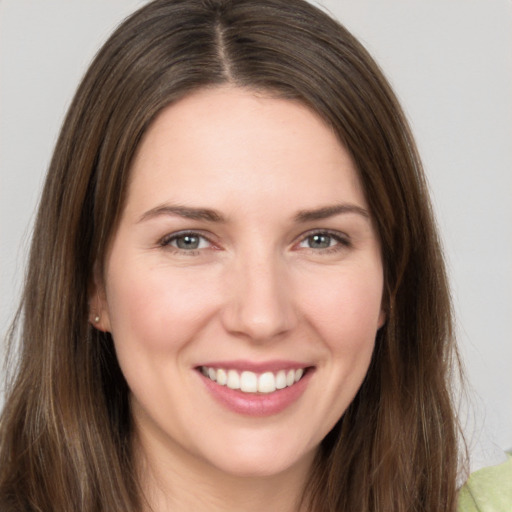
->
xmin=89 ymin=266 xmax=111 ymax=332
xmin=89 ymin=311 xmax=109 ymax=332
xmin=377 ymin=309 xmax=387 ymax=329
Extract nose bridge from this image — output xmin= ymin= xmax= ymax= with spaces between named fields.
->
xmin=222 ymin=245 xmax=296 ymax=341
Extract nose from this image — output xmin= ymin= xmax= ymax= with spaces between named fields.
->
xmin=220 ymin=252 xmax=298 ymax=343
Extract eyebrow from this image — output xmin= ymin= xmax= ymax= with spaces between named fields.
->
xmin=138 ymin=204 xmax=225 ymax=223
xmin=294 ymin=203 xmax=370 ymax=223
xmin=138 ymin=202 xmax=370 ymax=224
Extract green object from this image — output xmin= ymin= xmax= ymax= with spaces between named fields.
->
xmin=458 ymin=453 xmax=512 ymax=511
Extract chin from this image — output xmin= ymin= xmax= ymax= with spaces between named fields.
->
xmin=198 ymin=440 xmax=317 ymax=480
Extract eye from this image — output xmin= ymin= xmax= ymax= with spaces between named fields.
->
xmin=297 ymin=231 xmax=350 ymax=251
xmin=301 ymin=233 xmax=335 ymax=249
xmin=160 ymin=231 xmax=211 ymax=251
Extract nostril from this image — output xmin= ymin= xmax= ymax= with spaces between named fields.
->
xmin=220 ymin=262 xmax=297 ymax=341
xmin=220 ymin=297 xmax=297 ymax=342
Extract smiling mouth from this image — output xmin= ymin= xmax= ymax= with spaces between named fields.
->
xmin=199 ymin=366 xmax=308 ymax=394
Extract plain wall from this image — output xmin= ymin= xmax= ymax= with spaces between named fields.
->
xmin=1 ymin=0 xmax=511 ymax=471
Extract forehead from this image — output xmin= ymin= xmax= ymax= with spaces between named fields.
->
xmin=125 ymin=86 xmax=366 ymax=218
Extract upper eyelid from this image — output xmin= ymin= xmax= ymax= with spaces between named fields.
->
xmin=296 ymin=228 xmax=350 ymax=243
xmin=157 ymin=228 xmax=350 ymax=249
xmin=294 ymin=230 xmax=352 ymax=253
xmin=159 ymin=230 xmax=214 ymax=246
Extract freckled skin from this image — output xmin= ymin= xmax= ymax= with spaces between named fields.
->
xmin=93 ymin=87 xmax=385 ymax=503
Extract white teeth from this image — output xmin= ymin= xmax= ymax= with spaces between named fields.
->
xmin=275 ymin=370 xmax=287 ymax=390
xmin=216 ymin=368 xmax=227 ymax=386
xmin=240 ymin=371 xmax=258 ymax=392
xmin=227 ymin=369 xmax=240 ymax=389
xmin=258 ymin=371 xmax=276 ymax=393
xmin=200 ymin=366 xmax=306 ymax=394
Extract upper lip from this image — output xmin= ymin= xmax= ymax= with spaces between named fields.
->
xmin=196 ymin=360 xmax=312 ymax=373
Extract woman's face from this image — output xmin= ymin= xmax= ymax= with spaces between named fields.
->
xmin=94 ymin=87 xmax=385 ymax=479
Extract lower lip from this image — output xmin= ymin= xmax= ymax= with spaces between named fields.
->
xmin=199 ymin=369 xmax=313 ymax=417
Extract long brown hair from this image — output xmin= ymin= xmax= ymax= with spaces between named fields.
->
xmin=0 ymin=0 xmax=463 ymax=510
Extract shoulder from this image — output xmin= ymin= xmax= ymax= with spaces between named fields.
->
xmin=457 ymin=453 xmax=512 ymax=512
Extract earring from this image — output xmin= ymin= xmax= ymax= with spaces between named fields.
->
xmin=94 ymin=314 xmax=100 ymax=323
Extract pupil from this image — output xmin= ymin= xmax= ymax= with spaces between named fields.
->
xmin=309 ymin=234 xmax=330 ymax=249
xmin=177 ymin=235 xmax=199 ymax=250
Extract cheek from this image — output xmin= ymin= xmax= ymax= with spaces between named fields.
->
xmin=104 ymin=262 xmax=221 ymax=353
xmin=289 ymin=267 xmax=383 ymax=441
xmin=300 ymin=267 xmax=384 ymax=352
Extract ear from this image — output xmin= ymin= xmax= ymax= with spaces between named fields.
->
xmin=377 ymin=309 xmax=386 ymax=329
xmin=89 ymin=264 xmax=112 ymax=332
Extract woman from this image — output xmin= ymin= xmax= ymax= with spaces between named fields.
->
xmin=0 ymin=0 xmax=497 ymax=510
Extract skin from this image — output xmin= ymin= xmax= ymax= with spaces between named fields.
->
xmin=92 ymin=86 xmax=385 ymax=512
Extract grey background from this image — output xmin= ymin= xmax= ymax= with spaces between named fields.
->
xmin=1 ymin=0 xmax=511 ymax=470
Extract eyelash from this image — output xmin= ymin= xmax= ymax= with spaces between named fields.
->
xmin=158 ymin=229 xmax=351 ymax=256
xmin=298 ymin=230 xmax=351 ymax=255
xmin=159 ymin=231 xmax=213 ymax=255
